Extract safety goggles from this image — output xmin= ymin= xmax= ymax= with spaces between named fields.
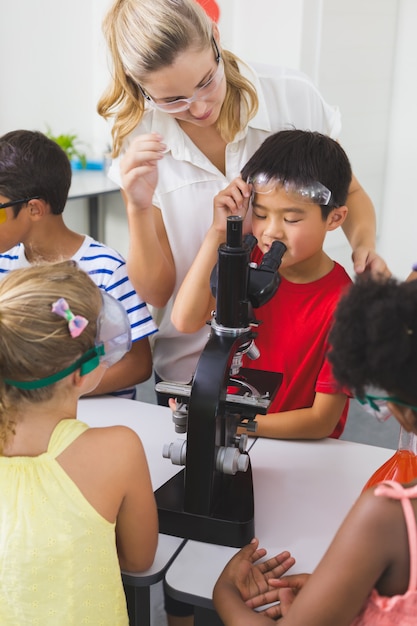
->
xmin=0 ymin=196 xmax=41 ymax=224
xmin=247 ymin=174 xmax=333 ymax=206
xmin=138 ymin=38 xmax=224 ymax=113
xmin=357 ymin=386 xmax=417 ymax=422
xmin=3 ymin=291 xmax=131 ymax=389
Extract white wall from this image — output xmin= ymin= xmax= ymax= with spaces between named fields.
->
xmin=218 ymin=0 xmax=416 ymax=278
xmin=378 ymin=0 xmax=417 ymax=279
xmin=305 ymin=0 xmax=399 ymax=271
xmin=1 ymin=0 xmax=416 ymax=276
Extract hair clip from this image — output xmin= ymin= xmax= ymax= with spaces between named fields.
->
xmin=51 ymin=297 xmax=89 ymax=338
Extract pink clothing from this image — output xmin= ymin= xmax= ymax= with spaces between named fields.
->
xmin=244 ymin=249 xmax=351 ymax=438
xmin=351 ymin=480 xmax=417 ymax=625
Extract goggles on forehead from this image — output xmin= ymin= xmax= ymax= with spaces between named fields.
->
xmin=357 ymin=386 xmax=417 ymax=422
xmin=247 ymin=174 xmax=333 ymax=206
xmin=3 ymin=291 xmax=131 ymax=390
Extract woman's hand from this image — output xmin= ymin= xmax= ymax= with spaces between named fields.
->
xmin=351 ymin=247 xmax=391 ymax=278
xmin=120 ymin=133 xmax=166 ymax=212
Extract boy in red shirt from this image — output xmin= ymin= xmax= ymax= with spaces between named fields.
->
xmin=172 ymin=129 xmax=352 ymax=439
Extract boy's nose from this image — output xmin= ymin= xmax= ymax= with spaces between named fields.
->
xmin=264 ymin=225 xmax=285 ymax=242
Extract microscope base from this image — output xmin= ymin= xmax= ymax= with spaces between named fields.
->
xmin=155 ymin=465 xmax=255 ymax=548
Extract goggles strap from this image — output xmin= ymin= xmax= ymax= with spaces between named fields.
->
xmin=3 ymin=344 xmax=105 ymax=390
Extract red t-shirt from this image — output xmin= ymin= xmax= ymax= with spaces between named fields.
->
xmin=244 ymin=248 xmax=352 ymax=438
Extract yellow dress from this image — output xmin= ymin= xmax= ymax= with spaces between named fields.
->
xmin=0 ymin=419 xmax=128 ymax=625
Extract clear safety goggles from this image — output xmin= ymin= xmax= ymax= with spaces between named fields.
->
xmin=247 ymin=174 xmax=333 ymax=206
xmin=4 ymin=290 xmax=131 ymax=389
xmin=138 ymin=38 xmax=224 ymax=114
xmin=357 ymin=386 xmax=417 ymax=422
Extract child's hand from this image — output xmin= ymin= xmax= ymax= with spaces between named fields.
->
xmin=214 ymin=538 xmax=295 ymax=607
xmin=267 ymin=573 xmax=310 ymax=616
xmin=213 ymin=177 xmax=252 ymax=234
xmin=120 ymin=133 xmax=166 ymax=211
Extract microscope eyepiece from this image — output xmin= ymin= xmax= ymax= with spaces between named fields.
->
xmin=226 ymin=215 xmax=244 ymax=248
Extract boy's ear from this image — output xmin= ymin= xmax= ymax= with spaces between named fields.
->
xmin=26 ymin=198 xmax=49 ymax=220
xmin=326 ymin=206 xmax=348 ymax=231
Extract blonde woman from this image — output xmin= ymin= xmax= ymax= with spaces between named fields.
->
xmin=98 ymin=0 xmax=389 ymax=399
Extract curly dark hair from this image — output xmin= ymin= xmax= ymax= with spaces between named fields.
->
xmin=328 ymin=275 xmax=417 ymax=406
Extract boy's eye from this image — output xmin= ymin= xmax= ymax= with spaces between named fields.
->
xmin=252 ymin=210 xmax=267 ymax=220
xmin=284 ymin=217 xmax=302 ymax=224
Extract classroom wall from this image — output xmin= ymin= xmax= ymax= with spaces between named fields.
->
xmin=1 ymin=0 xmax=416 ymax=277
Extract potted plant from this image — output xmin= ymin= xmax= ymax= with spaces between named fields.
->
xmin=45 ymin=127 xmax=87 ymax=169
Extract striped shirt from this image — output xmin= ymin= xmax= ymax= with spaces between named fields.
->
xmin=0 ymin=236 xmax=157 ymax=399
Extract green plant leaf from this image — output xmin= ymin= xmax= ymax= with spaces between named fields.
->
xmin=45 ymin=127 xmax=88 ymax=169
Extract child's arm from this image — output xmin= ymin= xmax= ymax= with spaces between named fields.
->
xmin=63 ymin=425 xmax=158 ymax=572
xmin=172 ymin=177 xmax=251 ymax=333
xmin=214 ymin=488 xmax=400 ymax=626
xmin=85 ymin=337 xmax=152 ymax=396
xmin=121 ymin=133 xmax=176 ymax=308
xmin=249 ymin=391 xmax=348 ymax=440
xmin=213 ymin=539 xmax=296 ymax=625
xmin=112 ymin=427 xmax=159 ymax=572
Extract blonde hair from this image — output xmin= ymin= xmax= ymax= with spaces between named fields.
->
xmin=0 ymin=262 xmax=101 ymax=452
xmin=97 ymin=0 xmax=258 ymax=156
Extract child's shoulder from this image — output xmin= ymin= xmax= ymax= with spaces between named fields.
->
xmin=79 ymin=425 xmax=146 ymax=470
xmin=76 ymin=235 xmax=125 ymax=263
xmin=83 ymin=424 xmax=141 ymax=447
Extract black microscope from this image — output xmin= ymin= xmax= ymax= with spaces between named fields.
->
xmin=155 ymin=216 xmax=286 ymax=547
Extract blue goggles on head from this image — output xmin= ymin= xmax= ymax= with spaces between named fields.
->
xmin=3 ymin=291 xmax=131 ymax=390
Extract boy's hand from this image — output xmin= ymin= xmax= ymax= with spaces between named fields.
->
xmin=120 ymin=133 xmax=166 ymax=211
xmin=213 ymin=177 xmax=252 ymax=235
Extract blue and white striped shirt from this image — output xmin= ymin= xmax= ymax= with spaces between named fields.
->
xmin=0 ymin=236 xmax=157 ymax=399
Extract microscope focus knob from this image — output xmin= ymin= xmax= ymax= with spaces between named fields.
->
xmin=163 ymin=439 xmax=187 ymax=466
xmin=216 ymin=446 xmax=250 ymax=475
xmin=234 ymin=433 xmax=248 ymax=453
xmin=246 ymin=341 xmax=260 ymax=361
xmin=172 ymin=404 xmax=188 ymax=434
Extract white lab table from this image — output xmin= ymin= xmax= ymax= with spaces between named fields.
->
xmin=77 ymin=396 xmax=185 ymax=626
xmin=77 ymin=397 xmax=394 ymax=625
xmin=68 ymin=170 xmax=120 ymax=240
xmin=164 ymin=436 xmax=393 ymax=623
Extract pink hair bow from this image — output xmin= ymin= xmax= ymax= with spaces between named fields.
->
xmin=51 ymin=297 xmax=89 ymax=338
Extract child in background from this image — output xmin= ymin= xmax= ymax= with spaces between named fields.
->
xmin=0 ymin=130 xmax=157 ymax=399
xmin=172 ymin=130 xmax=352 ymax=439
xmin=0 ymin=261 xmax=158 ymax=625
xmin=213 ymin=275 xmax=417 ymax=626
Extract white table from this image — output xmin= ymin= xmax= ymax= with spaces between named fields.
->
xmin=78 ymin=398 xmax=394 ymax=624
xmin=68 ymin=170 xmax=120 ymax=240
xmin=78 ymin=396 xmax=185 ymax=626
xmin=164 ymin=436 xmax=393 ymax=623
